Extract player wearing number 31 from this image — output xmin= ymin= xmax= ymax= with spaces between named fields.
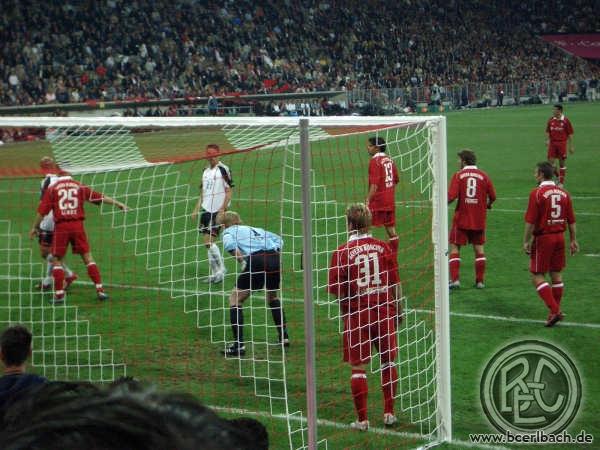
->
xmin=29 ymin=175 xmax=128 ymax=304
xmin=523 ymin=162 xmax=578 ymax=327
xmin=327 ymin=203 xmax=402 ymax=431
xmin=448 ymin=150 xmax=496 ymax=289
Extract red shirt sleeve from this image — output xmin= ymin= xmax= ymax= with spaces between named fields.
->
xmin=328 ymin=249 xmax=347 ymax=298
xmin=524 ymin=189 xmax=538 ymax=224
xmin=448 ymin=173 xmax=459 ymax=202
xmin=368 ymin=158 xmax=378 ymax=187
xmin=565 ymin=118 xmax=574 ymax=136
xmin=37 ymin=187 xmax=53 ymax=216
xmin=545 ymin=119 xmax=551 ymax=134
xmin=386 ymin=250 xmax=400 ymax=285
xmin=82 ymin=185 xmax=104 ymax=203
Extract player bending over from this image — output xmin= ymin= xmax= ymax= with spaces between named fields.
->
xmin=29 ymin=175 xmax=128 ymax=304
xmin=219 ymin=211 xmax=289 ymax=357
xmin=328 ymin=203 xmax=402 ymax=431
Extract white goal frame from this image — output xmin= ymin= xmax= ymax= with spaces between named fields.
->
xmin=0 ymin=115 xmax=451 ymax=447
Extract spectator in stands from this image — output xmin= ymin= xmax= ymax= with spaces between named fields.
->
xmin=0 ymin=379 xmax=269 ymax=450
xmin=0 ymin=325 xmax=47 ymax=409
xmin=0 ymin=1 xmax=599 ymax=107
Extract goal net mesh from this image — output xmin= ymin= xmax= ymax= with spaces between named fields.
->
xmin=0 ymin=117 xmax=447 ymax=449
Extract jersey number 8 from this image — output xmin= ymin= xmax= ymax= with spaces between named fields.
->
xmin=466 ymin=177 xmax=477 ymax=198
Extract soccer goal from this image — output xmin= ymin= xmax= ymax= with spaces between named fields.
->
xmin=0 ymin=116 xmax=450 ymax=449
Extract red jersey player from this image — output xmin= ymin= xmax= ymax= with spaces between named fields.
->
xmin=523 ymin=162 xmax=578 ymax=327
xmin=545 ymin=104 xmax=574 ymax=186
xmin=29 ymin=175 xmax=128 ymax=304
xmin=328 ymin=203 xmax=402 ymax=431
xmin=366 ymin=137 xmax=400 ymax=260
xmin=448 ymin=150 xmax=496 ymax=289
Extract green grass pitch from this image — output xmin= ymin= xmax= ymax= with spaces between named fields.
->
xmin=0 ymin=103 xmax=598 ymax=449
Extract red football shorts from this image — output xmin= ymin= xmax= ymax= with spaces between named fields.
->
xmin=449 ymin=225 xmax=485 ymax=246
xmin=547 ymin=141 xmax=567 ymax=160
xmin=530 ymin=233 xmax=565 ymax=274
xmin=52 ymin=221 xmax=90 ymax=257
xmin=371 ymin=210 xmax=395 ymax=227
xmin=343 ymin=304 xmax=397 ymax=365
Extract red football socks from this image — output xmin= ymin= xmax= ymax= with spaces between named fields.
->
xmin=52 ymin=265 xmax=65 ymax=294
xmin=475 ymin=253 xmax=486 ymax=283
xmin=381 ymin=363 xmax=398 ymax=415
xmin=536 ymin=282 xmax=559 ymax=314
xmin=389 ymin=236 xmax=399 ymax=261
xmin=552 ymin=283 xmax=564 ymax=306
xmin=449 ymin=252 xmax=460 ymax=282
xmin=559 ymin=167 xmax=566 ymax=185
xmin=87 ymin=262 xmax=102 ymax=289
xmin=351 ymin=369 xmax=368 ymax=422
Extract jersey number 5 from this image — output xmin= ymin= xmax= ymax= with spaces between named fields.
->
xmin=550 ymin=194 xmax=562 ymax=218
xmin=58 ymin=188 xmax=79 ymax=211
xmin=356 ymin=253 xmax=382 ymax=287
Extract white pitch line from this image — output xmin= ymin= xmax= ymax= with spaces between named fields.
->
xmin=584 ymin=254 xmax=600 ymax=257
xmin=210 ymin=404 xmax=508 ymax=450
xmin=13 ymin=277 xmax=596 ymax=330
xmin=2 ymin=189 xmax=599 ymax=202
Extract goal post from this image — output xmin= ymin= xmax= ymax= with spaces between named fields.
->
xmin=0 ymin=116 xmax=450 ymax=449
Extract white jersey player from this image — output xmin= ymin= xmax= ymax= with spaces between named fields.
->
xmin=191 ymin=145 xmax=233 ymax=284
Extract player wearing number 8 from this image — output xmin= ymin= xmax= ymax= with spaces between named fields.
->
xmin=523 ymin=162 xmax=578 ymax=327
xmin=29 ymin=175 xmax=128 ymax=304
xmin=448 ymin=150 xmax=496 ymax=289
xmin=327 ymin=203 xmax=402 ymax=431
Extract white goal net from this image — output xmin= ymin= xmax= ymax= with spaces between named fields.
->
xmin=0 ymin=116 xmax=450 ymax=449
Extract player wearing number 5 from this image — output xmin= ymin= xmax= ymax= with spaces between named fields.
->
xmin=29 ymin=175 xmax=128 ymax=304
xmin=448 ymin=150 xmax=496 ymax=289
xmin=366 ymin=137 xmax=400 ymax=261
xmin=328 ymin=203 xmax=402 ymax=431
xmin=523 ymin=162 xmax=578 ymax=327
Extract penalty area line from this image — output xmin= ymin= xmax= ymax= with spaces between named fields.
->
xmin=4 ymin=276 xmax=598 ymax=329
xmin=60 ymin=278 xmax=600 ymax=330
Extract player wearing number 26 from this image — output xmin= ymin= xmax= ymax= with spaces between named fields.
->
xmin=523 ymin=162 xmax=578 ymax=327
xmin=29 ymin=175 xmax=128 ymax=304
xmin=448 ymin=149 xmax=496 ymax=289
xmin=327 ymin=203 xmax=402 ymax=431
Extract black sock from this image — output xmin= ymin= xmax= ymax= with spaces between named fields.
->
xmin=269 ymin=299 xmax=288 ymax=340
xmin=230 ymin=306 xmax=244 ymax=345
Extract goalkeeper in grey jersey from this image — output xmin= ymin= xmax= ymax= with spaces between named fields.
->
xmin=219 ymin=211 xmax=289 ymax=357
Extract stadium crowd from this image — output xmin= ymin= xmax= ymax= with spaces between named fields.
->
xmin=1 ymin=0 xmax=599 ymax=107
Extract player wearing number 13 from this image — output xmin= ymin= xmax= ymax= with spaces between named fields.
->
xmin=448 ymin=150 xmax=496 ymax=289
xmin=327 ymin=203 xmax=401 ymax=431
xmin=523 ymin=162 xmax=578 ymax=327
xmin=366 ymin=137 xmax=400 ymax=261
xmin=29 ymin=176 xmax=128 ymax=304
